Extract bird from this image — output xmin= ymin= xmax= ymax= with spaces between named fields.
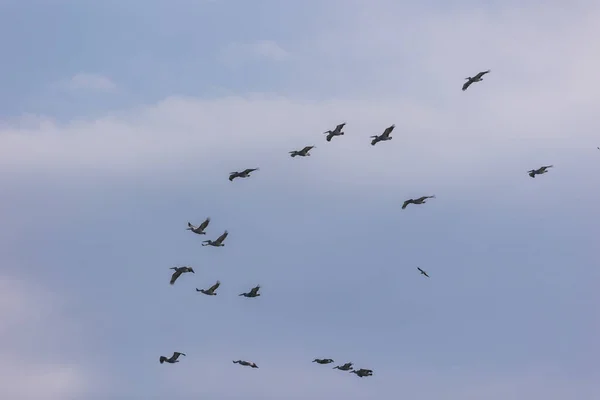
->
xmin=202 ymin=230 xmax=228 ymax=247
xmin=239 ymin=285 xmax=261 ymax=298
xmin=528 ymin=165 xmax=553 ymax=178
xmin=229 ymin=168 xmax=259 ymax=181
xmin=402 ymin=195 xmax=436 ymax=209
xmin=187 ymin=218 xmax=210 ymax=235
xmin=313 ymin=358 xmax=334 ymax=364
xmin=233 ymin=360 xmax=258 ymax=368
xmin=159 ymin=352 xmax=186 ymax=364
xmin=351 ymin=368 xmax=373 ymax=377
xmin=333 ymin=362 xmax=353 ymax=371
xmin=417 ymin=267 xmax=430 ymax=278
xmin=370 ymin=124 xmax=394 ymax=146
xmin=169 ymin=266 xmax=195 ymax=285
xmin=289 ymin=146 xmax=315 ymax=157
xmin=324 ymin=123 xmax=346 ymax=142
xmin=462 ymin=70 xmax=491 ymax=91
xmin=196 ymin=280 xmax=220 ymax=296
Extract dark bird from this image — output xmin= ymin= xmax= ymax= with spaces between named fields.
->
xmin=417 ymin=267 xmax=430 ymax=278
xmin=229 ymin=168 xmax=259 ymax=181
xmin=528 ymin=165 xmax=553 ymax=178
xmin=462 ymin=70 xmax=491 ymax=91
xmin=202 ymin=230 xmax=228 ymax=247
xmin=239 ymin=285 xmax=261 ymax=298
xmin=333 ymin=362 xmax=353 ymax=371
xmin=233 ymin=360 xmax=258 ymax=368
xmin=169 ymin=266 xmax=195 ymax=285
xmin=313 ymin=358 xmax=334 ymax=364
xmin=351 ymin=368 xmax=373 ymax=377
xmin=324 ymin=123 xmax=346 ymax=142
xmin=196 ymin=280 xmax=220 ymax=295
xmin=402 ymin=195 xmax=436 ymax=209
xmin=187 ymin=218 xmax=210 ymax=235
xmin=289 ymin=146 xmax=315 ymax=157
xmin=159 ymin=352 xmax=186 ymax=364
xmin=370 ymin=124 xmax=394 ymax=146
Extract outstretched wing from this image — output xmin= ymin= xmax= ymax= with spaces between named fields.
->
xmin=542 ymin=165 xmax=553 ymax=170
xmin=243 ymin=168 xmax=258 ymax=174
xmin=170 ymin=269 xmax=183 ymax=285
xmin=474 ymin=70 xmax=491 ymax=79
xmin=229 ymin=172 xmax=238 ymax=181
xmin=215 ymin=230 xmax=228 ymax=244
xmin=382 ymin=124 xmax=395 ymax=138
xmin=335 ymin=122 xmax=346 ymax=131
xmin=402 ymin=199 xmax=413 ymax=209
xmin=462 ymin=80 xmax=472 ymax=91
xmin=249 ymin=285 xmax=260 ymax=296
xmin=171 ymin=352 xmax=186 ymax=361
xmin=198 ymin=217 xmax=210 ymax=231
xmin=417 ymin=267 xmax=425 ymax=274
xmin=208 ymin=281 xmax=221 ymax=292
xmin=301 ymin=146 xmax=314 ymax=153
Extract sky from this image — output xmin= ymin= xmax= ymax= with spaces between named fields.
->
xmin=0 ymin=0 xmax=599 ymax=399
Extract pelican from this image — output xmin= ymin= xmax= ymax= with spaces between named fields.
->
xmin=239 ymin=285 xmax=261 ymax=298
xmin=289 ymin=146 xmax=315 ymax=157
xmin=187 ymin=218 xmax=210 ymax=235
xmin=202 ymin=230 xmax=228 ymax=247
xmin=370 ymin=124 xmax=394 ymax=146
xmin=229 ymin=168 xmax=259 ymax=182
xmin=324 ymin=123 xmax=346 ymax=142
xmin=417 ymin=267 xmax=430 ymax=278
xmin=402 ymin=195 xmax=436 ymax=209
xmin=462 ymin=70 xmax=491 ymax=91
xmin=233 ymin=360 xmax=258 ymax=368
xmin=169 ymin=266 xmax=195 ymax=285
xmin=313 ymin=358 xmax=334 ymax=364
xmin=159 ymin=352 xmax=186 ymax=364
xmin=333 ymin=362 xmax=353 ymax=371
xmin=528 ymin=165 xmax=553 ymax=178
xmin=351 ymin=368 xmax=373 ymax=377
xmin=196 ymin=280 xmax=220 ymax=295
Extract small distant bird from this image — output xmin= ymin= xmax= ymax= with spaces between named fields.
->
xmin=333 ymin=362 xmax=353 ymax=371
xmin=229 ymin=168 xmax=259 ymax=181
xmin=313 ymin=358 xmax=334 ymax=364
xmin=417 ymin=267 xmax=430 ymax=278
xmin=528 ymin=165 xmax=553 ymax=178
xmin=370 ymin=124 xmax=394 ymax=146
xmin=169 ymin=266 xmax=195 ymax=285
xmin=233 ymin=360 xmax=258 ymax=368
xmin=202 ymin=230 xmax=228 ymax=247
xmin=402 ymin=195 xmax=436 ymax=209
xmin=239 ymin=285 xmax=261 ymax=298
xmin=289 ymin=146 xmax=316 ymax=157
xmin=462 ymin=70 xmax=491 ymax=91
xmin=351 ymin=368 xmax=373 ymax=377
xmin=159 ymin=352 xmax=186 ymax=364
xmin=196 ymin=280 xmax=220 ymax=296
xmin=187 ymin=218 xmax=210 ymax=235
xmin=324 ymin=123 xmax=346 ymax=142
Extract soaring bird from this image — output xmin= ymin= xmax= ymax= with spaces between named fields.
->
xmin=324 ymin=123 xmax=346 ymax=142
xmin=239 ymin=285 xmax=261 ymax=298
xmin=417 ymin=267 xmax=430 ymax=278
xmin=196 ymin=280 xmax=220 ymax=295
xmin=202 ymin=230 xmax=228 ymax=247
xmin=169 ymin=266 xmax=195 ymax=285
xmin=462 ymin=70 xmax=491 ymax=91
xmin=289 ymin=146 xmax=315 ymax=157
xmin=233 ymin=360 xmax=258 ymax=368
xmin=313 ymin=358 xmax=334 ymax=365
xmin=333 ymin=362 xmax=353 ymax=371
xmin=370 ymin=124 xmax=394 ymax=146
xmin=229 ymin=168 xmax=259 ymax=181
xmin=159 ymin=352 xmax=186 ymax=364
xmin=187 ymin=218 xmax=210 ymax=235
xmin=402 ymin=195 xmax=436 ymax=209
xmin=351 ymin=368 xmax=373 ymax=377
xmin=528 ymin=165 xmax=553 ymax=178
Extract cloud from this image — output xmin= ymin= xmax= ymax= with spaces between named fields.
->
xmin=65 ymin=73 xmax=117 ymax=93
xmin=219 ymin=40 xmax=290 ymax=66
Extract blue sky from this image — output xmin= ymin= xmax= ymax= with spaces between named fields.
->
xmin=1 ymin=0 xmax=599 ymax=399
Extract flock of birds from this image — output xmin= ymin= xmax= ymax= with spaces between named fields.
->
xmin=157 ymin=69 xmax=565 ymax=379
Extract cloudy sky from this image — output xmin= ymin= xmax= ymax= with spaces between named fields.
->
xmin=1 ymin=0 xmax=599 ymax=399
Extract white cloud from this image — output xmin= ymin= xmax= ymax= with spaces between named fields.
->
xmin=65 ymin=73 xmax=117 ymax=93
xmin=219 ymin=40 xmax=290 ymax=66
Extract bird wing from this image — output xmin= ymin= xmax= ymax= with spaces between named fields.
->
xmin=243 ymin=168 xmax=258 ymax=174
xmin=215 ymin=230 xmax=228 ymax=244
xmin=198 ymin=217 xmax=210 ymax=230
xmin=462 ymin=80 xmax=472 ymax=91
xmin=301 ymin=146 xmax=314 ymax=153
xmin=208 ymin=281 xmax=221 ymax=292
xmin=382 ymin=124 xmax=395 ymax=137
xmin=249 ymin=285 xmax=260 ymax=296
xmin=170 ymin=269 xmax=183 ymax=285
xmin=402 ymin=199 xmax=412 ymax=209
xmin=542 ymin=165 xmax=553 ymax=170
xmin=229 ymin=173 xmax=237 ymax=181
xmin=475 ymin=70 xmax=491 ymax=79
xmin=417 ymin=267 xmax=424 ymax=273
xmin=187 ymin=222 xmax=195 ymax=229
xmin=335 ymin=123 xmax=346 ymax=131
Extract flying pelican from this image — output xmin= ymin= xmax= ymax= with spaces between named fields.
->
xmin=202 ymin=230 xmax=228 ymax=247
xmin=417 ymin=267 xmax=430 ymax=278
xmin=239 ymin=285 xmax=261 ymax=298
xmin=402 ymin=195 xmax=436 ymax=209
xmin=187 ymin=218 xmax=210 ymax=235
xmin=169 ymin=266 xmax=195 ymax=285
xmin=351 ymin=368 xmax=373 ymax=377
xmin=233 ymin=360 xmax=258 ymax=368
xmin=313 ymin=358 xmax=334 ymax=364
xmin=528 ymin=165 xmax=553 ymax=178
xmin=462 ymin=70 xmax=491 ymax=91
xmin=324 ymin=123 xmax=346 ymax=142
xmin=289 ymin=146 xmax=316 ymax=157
xmin=333 ymin=362 xmax=353 ymax=371
xmin=159 ymin=352 xmax=186 ymax=364
xmin=229 ymin=168 xmax=259 ymax=181
xmin=196 ymin=280 xmax=220 ymax=295
xmin=370 ymin=124 xmax=394 ymax=146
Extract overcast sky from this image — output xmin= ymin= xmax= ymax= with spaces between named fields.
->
xmin=1 ymin=0 xmax=599 ymax=399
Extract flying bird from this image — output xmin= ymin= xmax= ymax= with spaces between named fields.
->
xmin=333 ymin=362 xmax=353 ymax=371
xmin=169 ymin=266 xmax=195 ymax=285
xmin=239 ymin=285 xmax=261 ymax=298
xmin=528 ymin=165 xmax=553 ymax=178
xmin=351 ymin=368 xmax=373 ymax=377
xmin=462 ymin=70 xmax=491 ymax=91
xmin=417 ymin=267 xmax=430 ymax=278
xmin=402 ymin=195 xmax=436 ymax=209
xmin=196 ymin=280 xmax=220 ymax=295
xmin=159 ymin=352 xmax=186 ymax=364
xmin=233 ymin=360 xmax=258 ymax=368
xmin=289 ymin=146 xmax=315 ymax=157
xmin=324 ymin=123 xmax=346 ymax=142
xmin=202 ymin=230 xmax=228 ymax=247
xmin=187 ymin=218 xmax=210 ymax=235
xmin=229 ymin=168 xmax=259 ymax=181
xmin=313 ymin=358 xmax=334 ymax=365
xmin=370 ymin=124 xmax=394 ymax=146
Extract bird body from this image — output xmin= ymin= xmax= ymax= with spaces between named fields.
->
xmin=462 ymin=70 xmax=491 ymax=91
xmin=159 ymin=352 xmax=186 ymax=364
xmin=313 ymin=358 xmax=334 ymax=364
xmin=169 ymin=266 xmax=195 ymax=285
xmin=528 ymin=165 xmax=553 ymax=178
xmin=233 ymin=360 xmax=258 ymax=368
xmin=351 ymin=368 xmax=373 ymax=377
xmin=402 ymin=195 xmax=436 ymax=209
xmin=187 ymin=218 xmax=210 ymax=235
xmin=202 ymin=230 xmax=228 ymax=247
xmin=289 ymin=146 xmax=315 ymax=157
xmin=197 ymin=280 xmax=220 ymax=295
xmin=333 ymin=362 xmax=353 ymax=371
xmin=324 ymin=123 xmax=346 ymax=142
xmin=239 ymin=285 xmax=261 ymax=298
xmin=417 ymin=267 xmax=430 ymax=278
xmin=370 ymin=124 xmax=394 ymax=146
xmin=229 ymin=168 xmax=259 ymax=181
